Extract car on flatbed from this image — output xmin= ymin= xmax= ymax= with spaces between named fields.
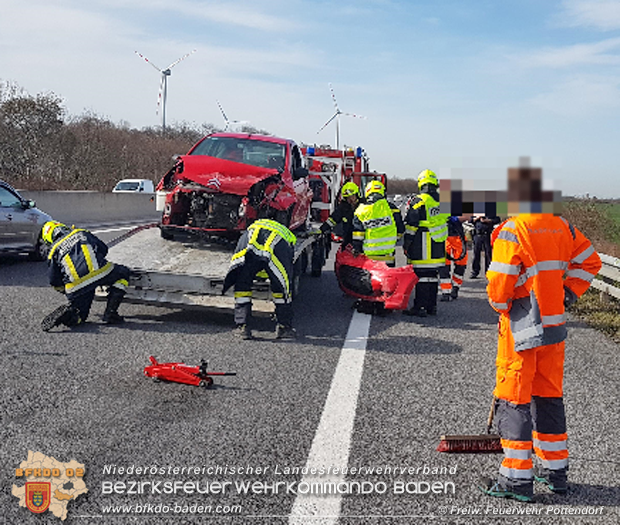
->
xmin=156 ymin=132 xmax=313 ymax=240
xmin=0 ymin=180 xmax=51 ymax=260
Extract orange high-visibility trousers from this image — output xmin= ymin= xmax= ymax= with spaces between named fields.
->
xmin=494 ymin=314 xmax=568 ymax=490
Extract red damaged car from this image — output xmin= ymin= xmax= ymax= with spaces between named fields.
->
xmin=157 ymin=133 xmax=313 ymax=239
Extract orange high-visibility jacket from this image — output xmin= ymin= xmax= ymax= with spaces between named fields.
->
xmin=487 ymin=214 xmax=601 ymax=352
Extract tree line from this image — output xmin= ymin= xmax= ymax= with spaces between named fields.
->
xmin=0 ymin=81 xmax=267 ymax=191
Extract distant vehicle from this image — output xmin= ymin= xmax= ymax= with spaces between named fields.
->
xmin=113 ymin=179 xmax=155 ymax=193
xmin=156 ymin=132 xmax=313 ymax=240
xmin=0 ymin=180 xmax=52 ymax=260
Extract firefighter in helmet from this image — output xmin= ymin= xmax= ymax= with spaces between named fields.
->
xmin=351 ymin=180 xmax=404 ymax=266
xmin=403 ymin=169 xmax=449 ymax=317
xmin=318 ymin=181 xmax=361 ymax=247
xmin=41 ymin=221 xmax=131 ymax=331
xmin=223 ymin=218 xmax=297 ymax=340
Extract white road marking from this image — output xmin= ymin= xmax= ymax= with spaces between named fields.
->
xmin=289 ymin=310 xmax=372 ymax=525
xmin=91 ymin=226 xmax=138 ymax=234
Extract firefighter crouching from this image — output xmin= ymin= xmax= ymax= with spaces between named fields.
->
xmin=438 ymin=216 xmax=468 ymax=301
xmin=41 ymin=221 xmax=131 ymax=331
xmin=479 ymin=165 xmax=601 ymax=502
xmin=223 ymin=218 xmax=297 ymax=340
xmin=318 ymin=181 xmax=361 ymax=247
xmin=351 ymin=180 xmax=404 ymax=266
xmin=403 ymin=169 xmax=449 ymax=317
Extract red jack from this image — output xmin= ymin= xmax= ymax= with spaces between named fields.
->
xmin=143 ymin=356 xmax=236 ymax=388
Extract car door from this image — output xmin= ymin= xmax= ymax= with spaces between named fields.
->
xmin=0 ymin=186 xmax=30 ymax=249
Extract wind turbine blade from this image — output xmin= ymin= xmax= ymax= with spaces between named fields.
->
xmin=135 ymin=51 xmax=162 ymax=72
xmin=216 ymin=100 xmax=230 ymax=126
xmin=317 ymin=112 xmax=339 ymax=134
xmin=156 ymin=75 xmax=165 ymax=115
xmin=167 ymin=49 xmax=197 ymax=70
xmin=342 ymin=111 xmax=367 ymax=120
xmin=328 ymin=82 xmax=340 ymax=111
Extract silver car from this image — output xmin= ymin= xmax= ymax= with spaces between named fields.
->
xmin=0 ymin=180 xmax=52 ymax=260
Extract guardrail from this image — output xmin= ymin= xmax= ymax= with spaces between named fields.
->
xmin=590 ymin=253 xmax=620 ymax=301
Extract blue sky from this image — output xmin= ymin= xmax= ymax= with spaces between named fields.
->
xmin=2 ymin=0 xmax=620 ymax=197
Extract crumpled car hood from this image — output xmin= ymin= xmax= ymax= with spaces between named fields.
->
xmin=174 ymin=155 xmax=280 ymax=195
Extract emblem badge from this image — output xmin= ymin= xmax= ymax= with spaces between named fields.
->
xmin=25 ymin=482 xmax=51 ymax=514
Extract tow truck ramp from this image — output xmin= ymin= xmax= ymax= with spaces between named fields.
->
xmin=96 ymin=224 xmax=326 ymax=314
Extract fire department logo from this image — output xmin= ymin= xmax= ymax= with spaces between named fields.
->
xmin=12 ymin=450 xmax=88 ymax=521
xmin=25 ymin=482 xmax=51 ymax=514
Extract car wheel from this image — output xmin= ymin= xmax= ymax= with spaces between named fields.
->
xmin=160 ymin=228 xmax=174 ymax=241
xmin=29 ymin=235 xmax=48 ymax=261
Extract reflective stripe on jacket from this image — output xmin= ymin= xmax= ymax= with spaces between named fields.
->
xmin=224 ymin=219 xmax=296 ymax=296
xmin=404 ymin=193 xmax=449 ymax=266
xmin=47 ymin=229 xmax=114 ymax=296
xmin=487 ymin=214 xmax=601 ymax=351
xmin=352 ymin=199 xmax=398 ymax=257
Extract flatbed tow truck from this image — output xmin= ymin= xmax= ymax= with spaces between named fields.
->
xmin=98 ymin=223 xmax=326 ymax=315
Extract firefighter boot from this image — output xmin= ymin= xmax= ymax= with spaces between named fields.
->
xmin=451 ymin=287 xmax=459 ymax=300
xmin=42 ymin=304 xmax=81 ymax=331
xmin=235 ymin=323 xmax=254 ymax=340
xmin=275 ymin=324 xmax=297 ymax=340
xmin=103 ymin=288 xmax=126 ymax=324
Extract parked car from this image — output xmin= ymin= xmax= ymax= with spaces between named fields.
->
xmin=112 ymin=179 xmax=155 ymax=193
xmin=0 ymin=180 xmax=52 ymax=260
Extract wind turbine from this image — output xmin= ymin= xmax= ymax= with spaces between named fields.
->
xmin=135 ymin=49 xmax=196 ymax=132
xmin=317 ymin=82 xmax=366 ymax=150
xmin=216 ymin=100 xmax=249 ymax=132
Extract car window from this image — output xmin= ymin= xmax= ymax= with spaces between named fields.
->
xmin=190 ymin=137 xmax=285 ymax=170
xmin=115 ymin=182 xmax=140 ymax=191
xmin=0 ymin=187 xmax=22 ymax=208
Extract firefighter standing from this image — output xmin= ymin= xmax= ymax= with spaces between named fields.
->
xmin=223 ymin=218 xmax=297 ymax=340
xmin=318 ymin=181 xmax=361 ymax=247
xmin=479 ymin=166 xmax=601 ymax=502
xmin=41 ymin=221 xmax=131 ymax=331
xmin=351 ymin=180 xmax=404 ymax=266
xmin=403 ymin=170 xmax=449 ymax=317
xmin=438 ymin=216 xmax=468 ymax=301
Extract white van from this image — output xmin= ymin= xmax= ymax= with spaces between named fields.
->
xmin=112 ymin=179 xmax=155 ymax=193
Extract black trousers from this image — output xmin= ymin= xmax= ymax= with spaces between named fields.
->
xmin=412 ymin=267 xmax=439 ymax=313
xmin=233 ymin=247 xmax=294 ymax=327
xmin=67 ymin=264 xmax=130 ymax=321
xmin=472 ymin=234 xmax=492 ymax=276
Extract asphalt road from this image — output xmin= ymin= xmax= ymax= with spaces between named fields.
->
xmin=1 ymin=221 xmax=619 ymax=525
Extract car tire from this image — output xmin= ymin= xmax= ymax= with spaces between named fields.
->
xmin=29 ymin=235 xmax=48 ymax=261
xmin=160 ymin=228 xmax=174 ymax=241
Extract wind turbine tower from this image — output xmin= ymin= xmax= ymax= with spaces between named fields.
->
xmin=135 ymin=49 xmax=196 ymax=132
xmin=317 ymin=83 xmax=366 ymax=150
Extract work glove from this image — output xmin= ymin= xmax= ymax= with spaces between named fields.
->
xmin=54 ymin=286 xmax=65 ymax=294
xmin=308 ymin=228 xmax=322 ymax=236
xmin=564 ymin=286 xmax=578 ymax=308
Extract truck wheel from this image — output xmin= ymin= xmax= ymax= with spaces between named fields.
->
xmin=292 ymin=259 xmax=302 ymax=298
xmin=311 ymin=238 xmax=325 ymax=277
